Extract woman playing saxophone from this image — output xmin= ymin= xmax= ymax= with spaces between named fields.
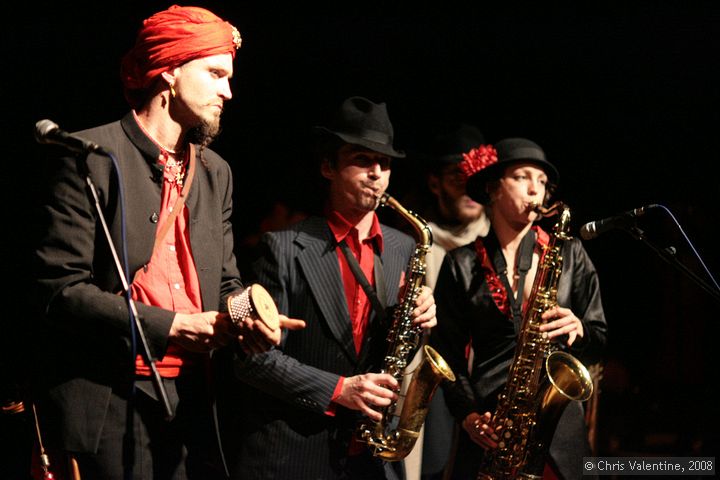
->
xmin=430 ymin=138 xmax=607 ymax=479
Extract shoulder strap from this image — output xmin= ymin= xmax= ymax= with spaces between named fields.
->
xmin=338 ymin=240 xmax=386 ymax=320
xmin=152 ymin=144 xmax=196 ymax=254
xmin=497 ymin=229 xmax=536 ymax=331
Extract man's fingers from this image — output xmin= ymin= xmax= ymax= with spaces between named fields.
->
xmin=336 ymin=374 xmax=400 ymax=415
xmin=413 ymin=288 xmax=433 ymax=309
xmin=253 ymin=319 xmax=282 ymax=346
xmin=412 ymin=303 xmax=437 ymax=325
xmin=279 ymin=315 xmax=306 ymax=331
xmin=238 ymin=321 xmax=275 ymax=354
xmin=210 ymin=316 xmax=239 ymax=345
xmin=366 ymin=388 xmax=396 ymax=406
xmin=354 ymin=386 xmax=396 ymax=415
xmin=368 ymin=373 xmax=399 ymax=392
xmin=352 ymin=376 xmax=397 ymax=402
xmin=359 ymin=402 xmax=383 ymax=422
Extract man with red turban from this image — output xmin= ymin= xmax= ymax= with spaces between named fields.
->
xmin=33 ymin=5 xmax=303 ymax=479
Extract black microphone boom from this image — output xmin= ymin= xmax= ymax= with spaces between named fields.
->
xmin=35 ymin=119 xmax=108 ymax=155
xmin=579 ymin=205 xmax=657 ymax=240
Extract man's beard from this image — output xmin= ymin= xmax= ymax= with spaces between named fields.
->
xmin=440 ymin=189 xmax=480 ymax=225
xmin=187 ymin=117 xmax=222 ymax=147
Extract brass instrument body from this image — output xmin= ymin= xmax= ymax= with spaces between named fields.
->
xmin=357 ymin=193 xmax=456 ymax=461
xmin=478 ymin=203 xmax=593 ymax=480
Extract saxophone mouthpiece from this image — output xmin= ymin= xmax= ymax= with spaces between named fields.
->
xmin=531 ymin=201 xmax=566 ymax=217
xmin=377 ymin=192 xmax=390 ymax=208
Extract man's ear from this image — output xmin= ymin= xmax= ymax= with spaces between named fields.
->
xmin=320 ymin=158 xmax=334 ymax=180
xmin=160 ymin=70 xmax=175 ymax=87
xmin=427 ymin=174 xmax=441 ymax=196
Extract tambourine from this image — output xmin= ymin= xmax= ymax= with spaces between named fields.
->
xmin=227 ymin=284 xmax=280 ymax=331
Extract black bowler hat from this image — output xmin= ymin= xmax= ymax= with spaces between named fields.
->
xmin=313 ymin=96 xmax=406 ymax=158
xmin=465 ymin=137 xmax=560 ymax=204
xmin=427 ymin=123 xmax=485 ymax=167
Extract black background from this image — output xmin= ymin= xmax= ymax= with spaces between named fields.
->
xmin=3 ymin=0 xmax=719 ymax=467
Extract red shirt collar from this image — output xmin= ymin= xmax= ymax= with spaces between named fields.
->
xmin=326 ymin=209 xmax=384 ymax=253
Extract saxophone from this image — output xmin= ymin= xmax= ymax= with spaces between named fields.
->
xmin=477 ymin=202 xmax=594 ymax=480
xmin=357 ymin=192 xmax=456 ymax=461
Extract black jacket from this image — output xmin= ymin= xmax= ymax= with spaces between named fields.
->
xmin=33 ymin=112 xmax=243 ymax=459
xmin=430 ymin=228 xmax=607 ymax=479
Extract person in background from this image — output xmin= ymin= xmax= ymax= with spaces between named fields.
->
xmin=32 ymin=6 xmax=303 ymax=479
xmin=430 ymin=138 xmax=607 ymax=479
xmin=409 ymin=123 xmax=491 ymax=480
xmin=227 ymin=96 xmax=437 ymax=479
xmin=421 ymin=123 xmax=491 ymax=289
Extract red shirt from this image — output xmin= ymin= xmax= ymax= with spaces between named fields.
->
xmin=130 ymin=122 xmax=203 ymax=377
xmin=327 ymin=210 xmax=384 ymax=353
xmin=325 ymin=210 xmax=384 ymax=414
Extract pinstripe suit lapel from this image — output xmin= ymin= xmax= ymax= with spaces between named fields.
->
xmin=296 ymin=218 xmax=357 ymax=363
xmin=379 ymin=226 xmax=409 ymax=305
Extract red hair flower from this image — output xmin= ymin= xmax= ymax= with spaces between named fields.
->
xmin=459 ymin=145 xmax=498 ymax=180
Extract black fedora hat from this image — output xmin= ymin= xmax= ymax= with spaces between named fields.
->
xmin=466 ymin=137 xmax=560 ymax=204
xmin=427 ymin=123 xmax=485 ymax=167
xmin=313 ymin=96 xmax=406 ymax=158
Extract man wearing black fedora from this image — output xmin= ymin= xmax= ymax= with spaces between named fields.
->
xmin=429 ymin=137 xmax=608 ymax=479
xmin=227 ymin=96 xmax=438 ymax=479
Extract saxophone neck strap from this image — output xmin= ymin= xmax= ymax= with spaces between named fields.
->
xmin=338 ymin=239 xmax=386 ymax=319
xmin=495 ymin=229 xmax=536 ymax=329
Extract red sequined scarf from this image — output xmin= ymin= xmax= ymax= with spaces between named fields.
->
xmin=474 ymin=226 xmax=550 ymax=317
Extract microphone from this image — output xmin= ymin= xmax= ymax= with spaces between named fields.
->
xmin=35 ymin=119 xmax=107 ymax=155
xmin=579 ymin=205 xmax=656 ymax=240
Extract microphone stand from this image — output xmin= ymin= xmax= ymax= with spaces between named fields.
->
xmin=76 ymin=154 xmax=173 ymax=419
xmin=624 ymin=225 xmax=720 ymax=304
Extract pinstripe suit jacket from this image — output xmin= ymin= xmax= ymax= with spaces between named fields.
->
xmin=228 ymin=215 xmax=415 ymax=479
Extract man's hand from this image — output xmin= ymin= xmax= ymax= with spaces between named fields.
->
xmin=169 ymin=311 xmax=236 ymax=352
xmin=170 ymin=312 xmax=305 ymax=354
xmin=333 ymin=373 xmax=399 ymax=421
xmin=411 ymin=285 xmax=437 ymax=330
xmin=234 ymin=314 xmax=306 ymax=355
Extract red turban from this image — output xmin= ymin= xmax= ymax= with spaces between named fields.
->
xmin=121 ymin=5 xmax=241 ymax=108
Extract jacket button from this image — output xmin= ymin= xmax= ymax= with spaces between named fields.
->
xmin=150 ymin=212 xmax=159 ymax=223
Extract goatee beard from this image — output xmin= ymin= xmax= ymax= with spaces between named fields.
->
xmin=187 ymin=117 xmax=221 ymax=148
